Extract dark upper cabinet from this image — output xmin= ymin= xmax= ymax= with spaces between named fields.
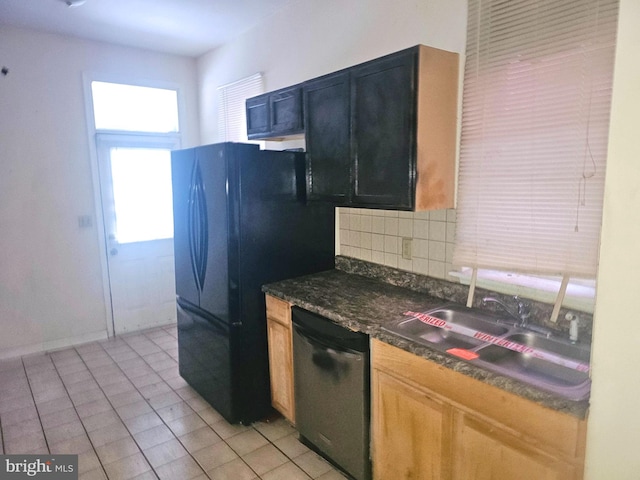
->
xmin=246 ymin=94 xmax=270 ymax=138
xmin=350 ymin=50 xmax=415 ymax=208
xmin=303 ymin=72 xmax=351 ymax=203
xmin=270 ymin=87 xmax=303 ymax=135
xmin=304 ymin=45 xmax=459 ymax=211
xmin=245 ymin=45 xmax=458 ymax=210
xmin=246 ymin=86 xmax=304 ymax=140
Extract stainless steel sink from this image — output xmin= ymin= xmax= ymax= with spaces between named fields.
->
xmin=387 ymin=305 xmax=510 ymax=352
xmin=383 ymin=304 xmax=591 ymax=401
xmin=428 ymin=308 xmax=512 ymax=335
xmin=487 ymin=332 xmax=590 ymax=363
xmin=475 ymin=334 xmax=590 ymax=394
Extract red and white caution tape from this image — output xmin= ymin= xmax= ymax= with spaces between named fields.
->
xmin=403 ymin=311 xmax=590 ymax=373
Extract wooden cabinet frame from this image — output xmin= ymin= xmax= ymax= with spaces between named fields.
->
xmin=265 ymin=294 xmax=295 ymax=423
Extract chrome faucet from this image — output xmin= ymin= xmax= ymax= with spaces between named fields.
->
xmin=482 ymin=295 xmax=531 ymax=327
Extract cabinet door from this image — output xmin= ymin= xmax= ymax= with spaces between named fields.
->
xmin=270 ymin=87 xmax=303 ymax=135
xmin=303 ymin=72 xmax=351 ymax=203
xmin=246 ymin=93 xmax=270 ymax=139
xmin=372 ymin=369 xmax=452 ymax=480
xmin=453 ymin=413 xmax=578 ymax=480
xmin=351 ymin=49 xmax=416 ymax=209
xmin=267 ymin=317 xmax=295 ymax=423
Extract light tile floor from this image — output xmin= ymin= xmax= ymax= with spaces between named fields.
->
xmin=0 ymin=325 xmax=348 ymax=480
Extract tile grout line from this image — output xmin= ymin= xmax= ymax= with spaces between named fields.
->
xmin=129 ymin=327 xmax=265 ymax=479
xmin=15 ymin=327 xmax=179 ymax=476
xmin=20 ymin=356 xmax=53 ymax=455
xmin=139 ymin=326 xmax=316 ymax=479
xmin=81 ymin=333 xmax=189 ymax=479
xmin=135 ymin=326 xmax=263 ymax=471
xmin=46 ymin=348 xmax=110 ymax=479
xmin=7 ymin=325 xmax=330 ymax=480
xmin=88 ymin=327 xmax=248 ymax=479
xmin=25 ymin=335 xmax=170 ymax=477
xmin=0 ymin=408 xmax=4 ymax=455
xmin=118 ymin=329 xmax=218 ymax=477
xmin=248 ymin=424 xmax=313 ymax=479
xmin=133 ymin=327 xmax=310 ymax=479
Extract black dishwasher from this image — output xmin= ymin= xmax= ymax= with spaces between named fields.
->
xmin=292 ymin=307 xmax=371 ymax=480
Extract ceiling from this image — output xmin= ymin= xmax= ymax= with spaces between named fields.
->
xmin=0 ymin=0 xmax=295 ymax=57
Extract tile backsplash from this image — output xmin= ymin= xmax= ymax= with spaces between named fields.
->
xmin=337 ymin=207 xmax=458 ymax=281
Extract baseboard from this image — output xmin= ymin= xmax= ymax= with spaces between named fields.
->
xmin=0 ymin=330 xmax=110 ymax=360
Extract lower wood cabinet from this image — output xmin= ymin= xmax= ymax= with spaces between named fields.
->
xmin=371 ymin=339 xmax=587 ymax=480
xmin=453 ymin=413 xmax=578 ymax=480
xmin=265 ymin=294 xmax=295 ymax=424
xmin=373 ymin=369 xmax=453 ymax=479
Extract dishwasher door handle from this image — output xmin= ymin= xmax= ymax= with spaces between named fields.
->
xmin=294 ymin=324 xmax=364 ymax=358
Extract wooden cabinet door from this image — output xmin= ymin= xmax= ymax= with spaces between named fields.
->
xmin=270 ymin=87 xmax=303 ymax=135
xmin=452 ymin=413 xmax=578 ymax=480
xmin=246 ymin=93 xmax=270 ymax=138
xmin=372 ymin=369 xmax=452 ymax=480
xmin=303 ymin=71 xmax=351 ymax=203
xmin=350 ymin=49 xmax=416 ymax=209
xmin=266 ymin=317 xmax=295 ymax=423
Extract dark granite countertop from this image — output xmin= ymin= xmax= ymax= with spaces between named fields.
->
xmin=263 ymin=265 xmax=589 ymax=419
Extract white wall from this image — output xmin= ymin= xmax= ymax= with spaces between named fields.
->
xmin=0 ymin=26 xmax=199 ymax=358
xmin=585 ymin=0 xmax=640 ymax=477
xmin=197 ymin=0 xmax=467 ymax=144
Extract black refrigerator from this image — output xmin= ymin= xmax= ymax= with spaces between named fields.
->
xmin=171 ymin=142 xmax=335 ymax=424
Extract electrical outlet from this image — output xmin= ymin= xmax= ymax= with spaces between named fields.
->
xmin=402 ymin=237 xmax=412 ymax=260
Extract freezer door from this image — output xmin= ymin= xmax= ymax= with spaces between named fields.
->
xmin=177 ymin=299 xmax=239 ymax=422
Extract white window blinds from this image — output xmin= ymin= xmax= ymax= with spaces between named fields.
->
xmin=217 ymin=73 xmax=264 ymax=142
xmin=453 ymin=0 xmax=619 ymax=278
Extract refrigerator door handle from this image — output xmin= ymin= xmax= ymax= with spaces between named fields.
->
xmin=188 ymin=159 xmax=202 ymax=292
xmin=195 ymin=163 xmax=208 ymax=288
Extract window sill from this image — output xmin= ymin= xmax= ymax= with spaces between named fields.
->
xmin=450 ymin=268 xmax=595 ymax=314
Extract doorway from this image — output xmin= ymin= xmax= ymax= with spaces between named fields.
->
xmin=89 ymin=80 xmax=181 ymax=335
xmin=96 ymin=134 xmax=179 ymax=334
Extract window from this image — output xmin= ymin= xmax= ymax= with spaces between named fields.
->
xmin=91 ymin=81 xmax=179 ymax=133
xmin=91 ymin=81 xmax=180 ymax=243
xmin=454 ymin=0 xmax=619 ymax=283
xmin=108 ymin=146 xmax=174 ymax=243
xmin=217 ymin=73 xmax=264 ymax=142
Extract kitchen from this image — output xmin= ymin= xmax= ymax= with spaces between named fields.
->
xmin=0 ymin=0 xmax=639 ymax=479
